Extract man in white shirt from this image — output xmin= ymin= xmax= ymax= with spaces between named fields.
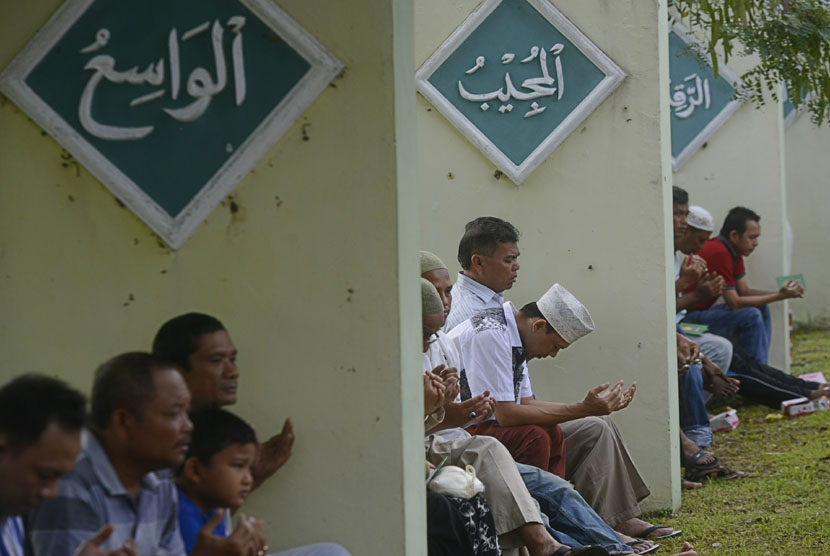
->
xmin=450 ymin=276 xmax=678 ymax=542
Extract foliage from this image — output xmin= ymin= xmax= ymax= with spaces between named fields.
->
xmin=669 ymin=0 xmax=830 ymax=124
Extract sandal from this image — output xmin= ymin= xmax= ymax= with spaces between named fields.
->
xmin=633 ymin=525 xmax=682 ymax=540
xmin=685 ymin=464 xmax=749 ymax=482
xmin=552 ymin=545 xmax=611 ymax=556
xmin=681 ymin=449 xmax=719 ymax=470
xmin=628 ymin=539 xmax=661 ymax=554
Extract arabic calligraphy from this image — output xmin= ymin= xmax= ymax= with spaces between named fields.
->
xmin=669 ymin=73 xmax=711 ymax=119
xmin=78 ymin=17 xmax=248 ymax=141
xmin=458 ymin=44 xmax=565 ymax=118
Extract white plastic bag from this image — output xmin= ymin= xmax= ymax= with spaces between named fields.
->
xmin=427 ymin=464 xmax=485 ymax=499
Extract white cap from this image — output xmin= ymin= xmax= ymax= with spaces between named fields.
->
xmin=688 ymin=205 xmax=714 ymax=232
xmin=537 ymin=284 xmax=595 ymax=343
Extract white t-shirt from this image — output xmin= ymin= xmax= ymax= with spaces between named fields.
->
xmin=448 ymin=302 xmax=533 ymax=421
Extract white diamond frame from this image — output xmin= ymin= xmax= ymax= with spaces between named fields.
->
xmin=670 ymin=20 xmax=743 ymax=172
xmin=0 ymin=0 xmax=343 ymax=249
xmin=415 ymin=0 xmax=625 ymax=185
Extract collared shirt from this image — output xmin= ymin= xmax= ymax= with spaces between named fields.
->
xmin=448 ymin=302 xmax=533 ymax=421
xmin=0 ymin=517 xmax=24 ymax=556
xmin=686 ymin=235 xmax=745 ymax=311
xmin=27 ymin=431 xmax=186 ymax=556
xmin=176 ymin=487 xmax=228 ymax=554
xmin=443 ymin=272 xmax=504 ymax=332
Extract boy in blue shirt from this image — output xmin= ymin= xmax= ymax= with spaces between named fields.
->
xmin=176 ymin=407 xmax=264 ymax=555
xmin=176 ymin=408 xmax=350 ymax=556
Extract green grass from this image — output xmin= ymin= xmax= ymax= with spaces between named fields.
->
xmin=643 ymin=327 xmax=830 ymax=556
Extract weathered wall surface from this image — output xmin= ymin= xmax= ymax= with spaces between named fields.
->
xmin=785 ymin=113 xmax=830 ymax=325
xmin=416 ymin=0 xmax=680 ymax=510
xmin=0 ymin=1 xmax=423 ymax=554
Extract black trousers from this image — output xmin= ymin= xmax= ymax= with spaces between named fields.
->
xmin=730 ymin=348 xmax=820 ymax=408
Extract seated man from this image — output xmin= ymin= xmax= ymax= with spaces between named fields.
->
xmin=678 ymin=204 xmax=830 ymax=406
xmin=449 ymin=282 xmax=678 ymax=542
xmin=443 ymin=217 xmax=566 ymax=477
xmin=671 ymin=190 xmax=743 ymax=480
xmin=153 ymin=314 xmax=294 ymax=490
xmin=421 ymin=275 xmax=635 ymax=556
xmin=0 ymin=375 xmax=118 ymax=556
xmin=682 ymin=206 xmax=804 ymax=364
xmin=177 ymin=407 xmax=347 ymax=556
xmin=153 ymin=315 xmax=350 ymax=556
xmin=27 ymin=352 xmax=242 ymax=556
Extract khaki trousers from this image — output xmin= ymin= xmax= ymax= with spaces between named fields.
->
xmin=560 ymin=416 xmax=651 ymax=527
xmin=425 ymin=434 xmax=541 ymax=549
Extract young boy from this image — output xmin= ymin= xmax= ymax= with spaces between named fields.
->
xmin=176 ymin=407 xmax=264 ymax=554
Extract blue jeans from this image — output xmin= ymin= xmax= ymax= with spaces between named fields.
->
xmin=684 ymin=304 xmax=771 ymax=364
xmin=517 ymin=463 xmax=632 ymax=554
xmin=677 ymin=363 xmax=713 ymax=448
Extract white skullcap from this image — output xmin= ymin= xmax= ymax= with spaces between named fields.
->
xmin=537 ymin=284 xmax=595 ymax=343
xmin=687 ymin=205 xmax=714 ymax=232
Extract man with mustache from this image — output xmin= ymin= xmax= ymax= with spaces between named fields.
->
xmin=26 ymin=353 xmax=214 ymax=555
xmin=153 ymin=313 xmax=294 ymax=490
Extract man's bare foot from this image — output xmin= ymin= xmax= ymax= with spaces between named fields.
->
xmin=614 ymin=518 xmax=676 ymax=540
xmin=673 ymin=541 xmax=697 ymax=556
xmin=808 ymin=384 xmax=830 ymax=400
xmin=516 ymin=523 xmax=559 ymax=556
xmin=680 ymin=431 xmax=715 ymax=466
xmin=616 ymin=533 xmax=656 ymax=554
xmin=681 ymin=478 xmax=703 ymax=489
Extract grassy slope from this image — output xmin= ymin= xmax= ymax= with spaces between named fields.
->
xmin=642 ymin=328 xmax=830 ymax=556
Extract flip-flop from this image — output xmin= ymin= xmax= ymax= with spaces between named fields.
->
xmin=633 ymin=525 xmax=682 ymax=540
xmin=628 ymin=539 xmax=661 ymax=554
xmin=552 ymin=545 xmax=611 ymax=556
xmin=681 ymin=449 xmax=719 ymax=470
xmin=685 ymin=465 xmax=750 ymax=482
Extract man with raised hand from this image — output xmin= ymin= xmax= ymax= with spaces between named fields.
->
xmin=153 ymin=313 xmax=294 ymax=489
xmin=153 ymin=315 xmax=351 ymax=556
xmin=450 ymin=283 xmax=680 ymax=542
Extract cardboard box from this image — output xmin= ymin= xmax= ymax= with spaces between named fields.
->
xmin=798 ymin=371 xmax=827 ymax=384
xmin=710 ymin=409 xmax=739 ymax=432
xmin=781 ymin=397 xmax=815 ymax=418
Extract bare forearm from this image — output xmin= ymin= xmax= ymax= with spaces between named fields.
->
xmin=725 ymin=291 xmax=782 ymax=309
xmin=676 ymin=290 xmax=708 ymax=312
xmin=495 ymin=399 xmax=591 ymax=426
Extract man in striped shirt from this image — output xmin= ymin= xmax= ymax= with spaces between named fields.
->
xmin=26 ymin=353 xmax=250 ymax=556
xmin=0 ymin=375 xmax=86 ymax=556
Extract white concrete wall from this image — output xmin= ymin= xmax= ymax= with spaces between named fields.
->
xmin=0 ymin=1 xmax=423 ymax=554
xmin=671 ymin=49 xmax=791 ymax=370
xmin=417 ymin=0 xmax=680 ymax=511
xmin=785 ymin=113 xmax=830 ymax=325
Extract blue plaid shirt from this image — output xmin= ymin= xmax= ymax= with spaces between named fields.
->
xmin=26 ymin=431 xmax=185 ymax=556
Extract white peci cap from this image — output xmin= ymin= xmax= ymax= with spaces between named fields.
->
xmin=537 ymin=284 xmax=595 ymax=343
xmin=688 ymin=205 xmax=714 ymax=232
